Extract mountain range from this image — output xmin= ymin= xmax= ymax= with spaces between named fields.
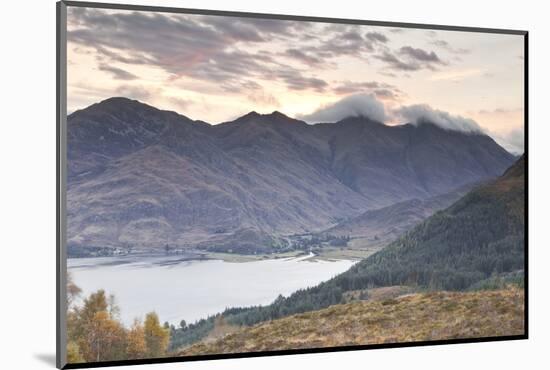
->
xmin=67 ymin=97 xmax=516 ymax=254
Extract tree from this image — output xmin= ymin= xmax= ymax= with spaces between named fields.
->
xmin=144 ymin=312 xmax=170 ymax=358
xmin=66 ymin=341 xmax=84 ymax=363
xmin=79 ymin=290 xmax=109 ymax=324
xmin=70 ymin=290 xmax=127 ymax=362
xmin=67 ymin=272 xmax=82 ymax=307
xmin=82 ymin=310 xmax=127 ymax=362
xmin=126 ymin=319 xmax=147 ymax=360
xmin=69 ymin=290 xmax=110 ymax=356
xmin=65 ymin=284 xmax=172 ymax=362
xmin=179 ymin=319 xmax=187 ymax=330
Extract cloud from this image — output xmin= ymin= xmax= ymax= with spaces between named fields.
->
xmin=492 ymin=127 xmax=524 ymax=154
xmin=373 ymin=88 xmax=401 ymax=100
xmin=68 ymin=8 xmax=319 ymax=88
xmin=375 ymin=46 xmax=446 ymax=72
xmin=477 ymin=107 xmax=523 ymax=115
xmin=429 ymin=68 xmax=483 ymax=82
xmin=394 ymin=104 xmax=483 ymax=133
xmin=331 ymin=81 xmax=403 ymax=101
xmin=378 ymin=71 xmax=398 ymax=78
xmin=168 ymin=97 xmax=194 ymax=111
xmin=247 ymin=91 xmax=281 ymax=107
xmin=342 ymin=31 xmax=364 ymax=41
xmin=98 ymin=64 xmax=137 ymax=80
xmin=114 ymin=85 xmax=152 ymax=101
xmin=299 ymin=25 xmax=375 ymax=61
xmin=276 ymin=70 xmax=328 ymax=92
xmin=222 ymin=79 xmax=280 ymax=106
xmin=71 ymin=8 xmax=438 ymax=98
xmin=430 ymin=40 xmax=470 ymax=55
xmin=284 ymin=48 xmax=324 ymax=66
xmin=68 ymin=9 xmax=230 ymax=76
xmin=299 ymin=94 xmax=387 ymax=123
xmin=198 ymin=16 xmax=283 ymax=43
xmin=399 ymin=46 xmax=445 ymax=64
xmin=426 ymin=30 xmax=438 ymax=38
xmin=365 ymin=32 xmax=388 ymax=43
xmin=375 ymin=51 xmax=421 ymax=71
xmin=332 ymin=81 xmax=383 ymax=94
xmin=68 ymin=8 xmax=345 ymax=97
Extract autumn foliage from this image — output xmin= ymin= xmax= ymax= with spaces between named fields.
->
xmin=66 ymin=275 xmax=170 ymax=363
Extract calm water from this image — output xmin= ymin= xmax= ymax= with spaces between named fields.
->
xmin=68 ymin=254 xmax=355 ymax=326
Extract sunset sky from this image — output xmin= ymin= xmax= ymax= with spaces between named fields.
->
xmin=66 ymin=6 xmax=525 ymax=153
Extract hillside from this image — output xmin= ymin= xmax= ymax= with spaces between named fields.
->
xmin=179 ymin=288 xmax=524 ymax=355
xmin=169 ymin=156 xmax=524 ymax=349
xmin=324 ymin=184 xmax=474 ymax=249
xmin=330 ymin=155 xmax=525 ymax=291
xmin=67 ymin=97 xmax=515 ymax=255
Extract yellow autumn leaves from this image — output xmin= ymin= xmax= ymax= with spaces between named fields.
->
xmin=66 ymin=274 xmax=170 ymax=363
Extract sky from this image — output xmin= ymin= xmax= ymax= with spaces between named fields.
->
xmin=66 ymin=7 xmax=525 ymax=153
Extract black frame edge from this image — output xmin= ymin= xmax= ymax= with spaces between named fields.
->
xmin=57 ymin=1 xmax=529 ymax=369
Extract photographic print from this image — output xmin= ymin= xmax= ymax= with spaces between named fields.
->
xmin=57 ymin=1 xmax=527 ymax=368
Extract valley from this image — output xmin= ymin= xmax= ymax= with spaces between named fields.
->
xmin=167 ymin=155 xmax=525 ymax=351
xmin=65 ymin=97 xmax=525 ymax=360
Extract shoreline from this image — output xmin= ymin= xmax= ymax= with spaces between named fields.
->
xmin=67 ymin=247 xmax=371 ymax=264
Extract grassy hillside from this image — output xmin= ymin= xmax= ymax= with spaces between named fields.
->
xmin=179 ymin=288 xmax=524 ymax=355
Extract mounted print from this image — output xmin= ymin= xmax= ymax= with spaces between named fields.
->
xmin=56 ymin=1 xmax=528 ymax=368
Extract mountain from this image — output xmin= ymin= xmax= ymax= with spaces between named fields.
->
xmin=323 ymin=183 xmax=475 ymax=249
xmin=67 ymin=97 xmax=516 ymax=254
xmin=67 ymin=97 xmax=212 ymax=180
xmin=169 ymin=156 xmax=525 ymax=347
xmin=311 ymin=117 xmax=514 ymax=204
xmin=179 ymin=288 xmax=524 ymax=355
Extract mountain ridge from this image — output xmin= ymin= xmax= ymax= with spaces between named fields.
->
xmin=67 ymin=97 xmax=516 ymax=254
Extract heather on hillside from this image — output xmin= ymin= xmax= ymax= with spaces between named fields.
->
xmin=180 ymin=288 xmax=524 ymax=355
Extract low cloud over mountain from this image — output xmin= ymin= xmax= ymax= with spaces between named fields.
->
xmin=299 ymin=94 xmax=387 ymax=123
xmin=492 ymin=127 xmax=524 ymax=154
xmin=300 ymin=94 xmax=495 ymax=137
xmin=395 ymin=104 xmax=483 ymax=133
